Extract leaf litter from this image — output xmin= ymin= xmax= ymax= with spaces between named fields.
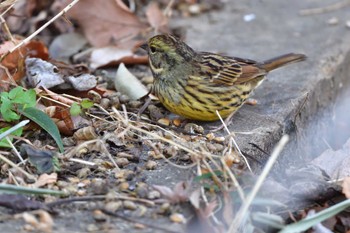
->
xmin=1 ymin=0 xmax=349 ymax=232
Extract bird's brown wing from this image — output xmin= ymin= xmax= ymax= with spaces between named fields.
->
xmin=199 ymin=52 xmax=266 ymax=86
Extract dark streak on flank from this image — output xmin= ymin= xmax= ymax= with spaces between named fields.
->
xmin=182 ymin=94 xmax=203 ymax=112
xmin=185 ymin=87 xmax=208 ymax=105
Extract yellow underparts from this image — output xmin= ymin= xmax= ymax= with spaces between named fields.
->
xmin=159 ymin=83 xmax=253 ymax=121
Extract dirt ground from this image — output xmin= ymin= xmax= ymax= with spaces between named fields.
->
xmin=1 ymin=0 xmax=350 ymax=232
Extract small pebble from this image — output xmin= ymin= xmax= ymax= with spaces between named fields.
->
xmin=117 ymin=152 xmax=134 ymax=160
xmin=133 ymin=205 xmax=147 ymax=217
xmin=76 ymin=189 xmax=87 ymax=196
xmin=145 ymin=160 xmax=157 ymax=170
xmin=118 ymin=182 xmax=130 ymax=191
xmin=62 ymin=137 xmax=76 ymax=146
xmin=163 ymin=131 xmax=173 ymax=140
xmin=136 ymin=183 xmax=148 ymax=198
xmin=93 ymin=210 xmax=107 ymax=222
xmin=63 ymin=185 xmax=78 ymax=195
xmin=158 ymin=203 xmax=171 ymax=214
xmin=327 ymin=17 xmax=339 ymax=25
xmin=223 ymin=151 xmax=240 ymax=166
xmin=148 ymin=104 xmax=164 ymax=120
xmin=213 ymin=136 xmax=225 ymax=143
xmin=147 ymin=190 xmax=161 ymax=199
xmin=116 ymin=158 xmax=130 ymax=167
xmin=128 ymin=100 xmax=142 ymax=108
xmin=179 ymin=153 xmax=191 ymax=161
xmin=123 ymin=200 xmax=137 ymax=210
xmin=134 ymin=223 xmax=146 ymax=229
xmin=99 ymin=98 xmax=110 ymax=109
xmin=77 ymin=167 xmax=91 ymax=179
xmin=148 ymin=151 xmax=163 ymax=159
xmin=170 ymin=213 xmax=186 ymax=223
xmin=110 ymin=96 xmax=120 ymax=108
xmin=119 ymin=94 xmax=130 ymax=104
xmin=86 ymin=224 xmax=99 ymax=232
xmin=105 ymin=201 xmax=122 ymax=212
xmin=188 ymin=4 xmax=201 ymax=14
xmin=184 ymin=123 xmax=204 ymax=134
xmin=206 ymin=132 xmax=215 ymax=141
xmin=173 ymin=118 xmax=182 ymax=127
xmin=164 ymin=146 xmax=178 ymax=157
xmin=243 ymin=13 xmax=256 ymax=22
xmin=158 ymin=118 xmax=170 ymax=126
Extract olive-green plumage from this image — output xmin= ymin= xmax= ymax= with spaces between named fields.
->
xmin=144 ymin=34 xmax=306 ymax=121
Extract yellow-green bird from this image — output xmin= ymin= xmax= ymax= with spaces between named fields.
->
xmin=142 ymin=34 xmax=306 ymax=121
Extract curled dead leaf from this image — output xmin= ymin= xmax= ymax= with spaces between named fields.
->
xmin=73 ymin=126 xmax=98 ymax=141
xmin=114 ymin=63 xmax=149 ymax=100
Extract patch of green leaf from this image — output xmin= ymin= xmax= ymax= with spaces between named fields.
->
xmin=70 ymin=99 xmax=93 ymax=116
xmin=0 ymin=87 xmax=64 ymax=152
xmin=202 ymin=183 xmax=220 ymax=192
xmin=70 ymin=102 xmax=81 ymax=116
xmin=81 ymin=99 xmax=94 ymax=109
xmin=194 ymin=170 xmax=223 ymax=182
xmin=0 ymin=87 xmax=36 ymax=122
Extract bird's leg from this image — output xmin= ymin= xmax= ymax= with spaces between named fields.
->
xmin=137 ymin=95 xmax=152 ymax=121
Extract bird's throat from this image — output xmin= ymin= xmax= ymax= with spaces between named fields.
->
xmin=149 ymin=59 xmax=164 ymax=74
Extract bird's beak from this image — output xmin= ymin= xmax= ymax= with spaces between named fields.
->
xmin=140 ymin=43 xmax=148 ymax=51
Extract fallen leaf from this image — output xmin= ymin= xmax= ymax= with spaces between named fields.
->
xmin=21 ymin=144 xmax=60 ymax=174
xmin=49 ymin=32 xmax=88 ymax=60
xmin=63 ymin=0 xmax=147 ymax=48
xmin=114 ymin=63 xmax=149 ymax=100
xmin=90 ymin=46 xmax=148 ymax=69
xmin=32 ymin=173 xmax=58 ymax=188
xmin=0 ymin=40 xmax=49 ymax=91
xmin=146 ymin=2 xmax=169 ymax=33
xmin=25 ymin=57 xmax=65 ymax=88
xmin=153 ymin=181 xmax=190 ymax=203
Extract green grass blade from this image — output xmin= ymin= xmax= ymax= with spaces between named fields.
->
xmin=19 ymin=107 xmax=64 ymax=152
xmin=0 ymin=184 xmax=65 ymax=196
xmin=280 ymin=199 xmax=350 ymax=233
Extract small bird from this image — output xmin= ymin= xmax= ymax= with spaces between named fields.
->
xmin=142 ymin=34 xmax=306 ymax=121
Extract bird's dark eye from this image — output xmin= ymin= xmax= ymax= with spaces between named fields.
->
xmin=150 ymin=46 xmax=156 ymax=53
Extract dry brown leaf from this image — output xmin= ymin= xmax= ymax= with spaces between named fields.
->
xmin=0 ymin=39 xmax=48 ymax=91
xmin=32 ymin=173 xmax=58 ymax=188
xmin=90 ymin=47 xmax=132 ymax=69
xmin=342 ymin=177 xmax=350 ymax=199
xmin=90 ymin=46 xmax=148 ymax=69
xmin=146 ymin=2 xmax=169 ymax=33
xmin=153 ymin=181 xmax=190 ymax=203
xmin=63 ymin=0 xmax=147 ymax=48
